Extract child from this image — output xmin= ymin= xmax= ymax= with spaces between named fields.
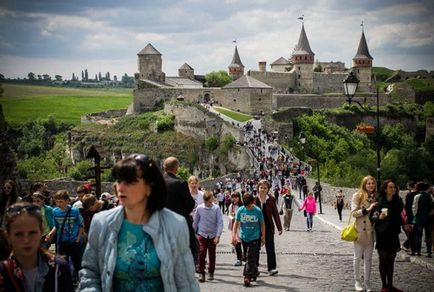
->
xmin=299 ymin=191 xmax=317 ymax=231
xmin=193 ymin=190 xmax=224 ymax=282
xmin=31 ymin=191 xmax=54 ymax=248
xmin=0 ymin=202 xmax=74 ymax=291
xmin=228 ymin=191 xmax=244 ymax=266
xmin=45 ymin=190 xmax=83 ymax=281
xmin=232 ymin=192 xmax=265 ymax=287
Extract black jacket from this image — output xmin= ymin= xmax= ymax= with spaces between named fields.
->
xmin=163 ymin=172 xmax=195 ymax=223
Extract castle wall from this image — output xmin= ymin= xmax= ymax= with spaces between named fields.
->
xmin=354 ymin=67 xmax=373 ymax=92
xmin=133 ymin=86 xmax=223 ymax=112
xmin=273 ymin=93 xmax=389 ymax=110
xmin=293 ymin=63 xmax=314 ymax=93
xmin=138 ymin=55 xmax=164 ymax=82
xmin=220 ymin=88 xmax=272 ymax=115
xmin=247 ymin=70 xmax=296 ymax=93
xmin=164 ymin=102 xmax=245 ymax=142
xmin=313 ymin=72 xmax=347 ymax=93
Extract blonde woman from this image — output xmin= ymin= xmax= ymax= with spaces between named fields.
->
xmin=351 ymin=176 xmax=377 ymax=292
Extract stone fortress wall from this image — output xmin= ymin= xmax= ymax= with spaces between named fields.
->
xmin=248 ymin=70 xmax=296 ymax=93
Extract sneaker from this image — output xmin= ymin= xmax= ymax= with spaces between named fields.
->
xmin=234 ymin=260 xmax=242 ymax=266
xmin=268 ymin=269 xmax=278 ymax=276
xmin=355 ymin=281 xmax=363 ymax=291
xmin=427 ymin=254 xmax=432 ymax=258
xmin=244 ymin=276 xmax=251 ymax=287
xmin=208 ymin=273 xmax=214 ymax=280
xmin=380 ymin=288 xmax=388 ymax=292
xmin=198 ymin=274 xmax=205 ymax=282
xmin=390 ymin=287 xmax=403 ymax=292
xmin=251 ymin=271 xmax=260 ymax=281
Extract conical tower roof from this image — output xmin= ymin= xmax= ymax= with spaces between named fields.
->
xmin=179 ymin=63 xmax=193 ymax=70
xmin=353 ymin=31 xmax=373 ymax=60
xmin=229 ymin=46 xmax=244 ymax=68
xmin=292 ymin=24 xmax=314 ymax=56
xmin=138 ymin=43 xmax=161 ymax=55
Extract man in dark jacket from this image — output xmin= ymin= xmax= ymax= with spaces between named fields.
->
xmin=412 ymin=181 xmax=433 ymax=257
xmin=163 ymin=157 xmax=198 ymax=264
xmin=403 ymin=181 xmax=417 ymax=253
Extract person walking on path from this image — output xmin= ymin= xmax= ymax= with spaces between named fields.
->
xmin=188 ymin=175 xmax=204 ymax=219
xmin=370 ymin=179 xmax=404 ymax=292
xmin=228 ymin=192 xmax=244 ymax=266
xmin=232 ymin=192 xmax=265 ymax=287
xmin=298 ymin=191 xmax=316 ymax=231
xmin=335 ymin=189 xmax=345 ymax=222
xmin=351 ymin=175 xmax=377 ymax=292
xmin=193 ymin=191 xmax=224 ymax=282
xmin=279 ymin=189 xmax=295 ymax=231
xmin=403 ymin=181 xmax=417 ymax=253
xmin=163 ymin=157 xmax=198 ymax=266
xmin=254 ymin=179 xmax=282 ymax=276
xmin=79 ymin=154 xmax=199 ymax=292
xmin=412 ymin=181 xmax=433 ymax=257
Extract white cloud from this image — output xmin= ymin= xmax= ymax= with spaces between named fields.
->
xmin=135 ymin=33 xmax=167 ymax=43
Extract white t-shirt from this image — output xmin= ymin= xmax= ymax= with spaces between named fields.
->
xmin=72 ymin=200 xmax=83 ymax=209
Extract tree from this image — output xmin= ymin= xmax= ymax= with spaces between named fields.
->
xmin=42 ymin=74 xmax=51 ymax=81
xmin=84 ymin=69 xmax=88 ymax=81
xmin=37 ymin=75 xmax=42 ymax=81
xmin=81 ymin=70 xmax=84 ymax=80
xmin=105 ymin=72 xmax=110 ymax=81
xmin=98 ymin=72 xmax=102 ymax=81
xmin=114 ymin=75 xmax=117 ymax=82
xmin=95 ymin=74 xmax=98 ymax=81
xmin=72 ymin=72 xmax=76 ymax=81
xmin=54 ymin=75 xmax=62 ymax=81
xmin=28 ymin=72 xmax=36 ymax=81
xmin=0 ymin=74 xmax=4 ymax=80
xmin=205 ymin=71 xmax=232 ymax=87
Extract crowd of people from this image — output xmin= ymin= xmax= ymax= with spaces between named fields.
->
xmin=1 ymin=139 xmax=434 ymax=291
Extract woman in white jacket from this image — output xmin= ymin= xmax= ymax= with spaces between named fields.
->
xmin=79 ymin=154 xmax=199 ymax=292
xmin=351 ymin=175 xmax=377 ymax=292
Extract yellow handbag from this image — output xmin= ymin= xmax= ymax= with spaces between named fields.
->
xmin=340 ymin=211 xmax=358 ymax=241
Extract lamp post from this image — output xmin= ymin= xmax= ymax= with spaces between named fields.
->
xmin=343 ymin=71 xmax=381 ymax=192
xmin=299 ymin=133 xmax=306 ymax=200
xmin=309 ymin=159 xmax=323 ymax=214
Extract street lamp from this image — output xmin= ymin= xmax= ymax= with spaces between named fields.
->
xmin=299 ymin=133 xmax=306 ymax=200
xmin=343 ymin=71 xmax=381 ymax=192
xmin=308 ymin=159 xmax=323 ymax=214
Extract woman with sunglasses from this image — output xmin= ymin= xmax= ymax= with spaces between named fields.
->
xmin=0 ymin=202 xmax=74 ymax=291
xmin=80 ymin=154 xmax=199 ymax=292
xmin=1 ymin=179 xmax=20 ymax=229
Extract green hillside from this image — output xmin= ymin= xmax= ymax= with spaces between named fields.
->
xmin=372 ymin=67 xmax=395 ymax=81
xmin=0 ymin=84 xmax=132 ymax=125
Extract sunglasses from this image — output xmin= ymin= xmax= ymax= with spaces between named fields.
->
xmin=6 ymin=204 xmax=40 ymax=216
xmin=4 ymin=186 xmax=12 ymax=190
xmin=129 ymin=154 xmax=153 ymax=168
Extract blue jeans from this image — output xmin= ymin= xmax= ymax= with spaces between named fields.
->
xmin=306 ymin=212 xmax=314 ymax=229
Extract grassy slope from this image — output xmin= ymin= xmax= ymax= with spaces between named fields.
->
xmin=0 ymin=84 xmax=132 ymax=125
xmin=214 ymin=106 xmax=252 ymax=122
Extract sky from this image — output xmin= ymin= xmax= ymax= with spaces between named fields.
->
xmin=1 ymin=0 xmax=433 ymax=80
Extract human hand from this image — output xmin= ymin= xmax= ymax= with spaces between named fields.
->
xmin=367 ymin=202 xmax=377 ymax=212
xmin=261 ymin=236 xmax=265 ymax=246
xmin=278 ymin=229 xmax=283 ymax=235
xmin=379 ymin=212 xmax=386 ymax=220
xmin=214 ymin=236 xmax=220 ymax=245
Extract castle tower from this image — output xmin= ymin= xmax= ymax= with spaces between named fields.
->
xmin=352 ymin=28 xmax=373 ymax=92
xmin=290 ymin=23 xmax=315 ymax=93
xmin=178 ymin=63 xmax=194 ymax=79
xmin=228 ymin=45 xmax=244 ymax=80
xmin=137 ymin=43 xmax=165 ymax=82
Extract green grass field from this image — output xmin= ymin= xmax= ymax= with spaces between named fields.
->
xmin=0 ymin=84 xmax=133 ymax=125
xmin=214 ymin=106 xmax=252 ymax=122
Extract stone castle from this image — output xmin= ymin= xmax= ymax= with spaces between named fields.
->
xmin=133 ymin=23 xmax=374 ymax=115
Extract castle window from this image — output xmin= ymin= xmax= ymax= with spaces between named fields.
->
xmin=298 ymin=67 xmax=301 ymax=71
xmin=259 ymin=98 xmax=262 ymax=101
xmin=237 ymin=109 xmax=240 ymax=112
xmin=298 ymin=75 xmax=301 ymax=79
xmin=233 ymin=99 xmax=237 ymax=102
xmin=260 ymin=89 xmax=263 ymax=94
xmin=237 ymin=88 xmax=240 ymax=92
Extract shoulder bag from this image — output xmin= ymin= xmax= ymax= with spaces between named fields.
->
xmin=341 ymin=211 xmax=358 ymax=241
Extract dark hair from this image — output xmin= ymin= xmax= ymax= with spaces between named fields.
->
xmin=112 ymin=154 xmax=167 ymax=214
xmin=5 ymin=202 xmax=43 ymax=233
xmin=231 ymin=191 xmax=242 ymax=206
xmin=379 ymin=179 xmax=399 ymax=199
xmin=242 ymin=192 xmax=254 ymax=206
xmin=82 ymin=194 xmax=97 ymax=210
xmin=415 ymin=181 xmax=430 ymax=192
xmin=1 ymin=180 xmax=19 ymax=214
xmin=30 ymin=182 xmax=44 ymax=194
xmin=257 ymin=179 xmax=270 ymax=190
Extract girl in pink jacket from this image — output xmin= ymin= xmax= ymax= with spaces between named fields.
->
xmin=299 ymin=192 xmax=317 ymax=231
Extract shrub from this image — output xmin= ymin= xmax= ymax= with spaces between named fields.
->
xmin=205 ymin=135 xmax=219 ymax=151
xmin=219 ymin=134 xmax=235 ymax=155
xmin=68 ymin=160 xmax=92 ymax=181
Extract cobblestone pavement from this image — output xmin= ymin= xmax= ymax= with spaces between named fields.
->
xmin=197 ymin=202 xmax=434 ymax=291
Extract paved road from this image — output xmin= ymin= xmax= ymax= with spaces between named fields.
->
xmin=197 ymin=201 xmax=434 ymax=291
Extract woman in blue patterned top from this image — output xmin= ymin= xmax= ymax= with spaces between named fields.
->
xmin=79 ymin=154 xmax=199 ymax=292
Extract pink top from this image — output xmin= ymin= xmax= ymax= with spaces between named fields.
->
xmin=300 ymin=196 xmax=317 ymax=214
